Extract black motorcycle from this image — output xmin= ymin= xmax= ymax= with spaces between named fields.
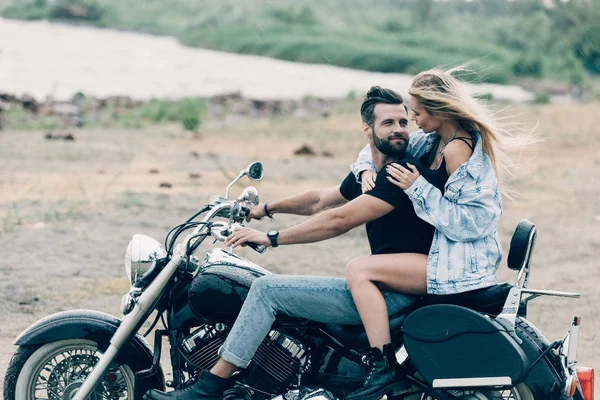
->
xmin=4 ymin=162 xmax=594 ymax=400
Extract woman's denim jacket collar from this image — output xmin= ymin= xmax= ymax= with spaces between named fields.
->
xmin=351 ymin=130 xmax=503 ymax=294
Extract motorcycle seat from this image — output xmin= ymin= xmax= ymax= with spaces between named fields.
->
xmin=421 ymin=282 xmax=527 ymax=316
xmin=322 ymin=283 xmax=526 ymax=350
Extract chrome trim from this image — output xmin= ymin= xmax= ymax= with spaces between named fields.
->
xmin=201 ymin=248 xmax=271 ymax=275
xmin=73 ymin=253 xmax=185 ymax=399
xmin=120 ymin=293 xmax=135 ymax=315
xmin=210 ymin=221 xmax=231 ymax=242
xmin=238 ymin=186 xmax=259 ymax=206
xmin=563 ymin=374 xmax=578 ymax=397
xmin=225 ymin=172 xmax=245 ymax=200
xmin=124 ymin=234 xmax=167 ymax=285
xmin=190 ymin=203 xmax=231 ymax=238
xmin=297 ymin=387 xmax=337 ymax=400
xmin=566 ymin=316 xmax=580 ymax=367
xmin=225 ymin=162 xmax=263 ymax=199
xmin=432 ymin=377 xmax=511 ymax=388
xmin=521 ymin=288 xmax=580 ymax=298
xmin=75 ymin=203 xmax=224 ymax=399
xmin=395 ymin=345 xmax=409 ymax=366
xmin=495 ymin=286 xmax=522 ymax=337
xmin=496 ymin=287 xmax=580 ymax=336
xmin=73 ymin=177 xmax=262 ymax=399
xmin=268 ymin=330 xmax=307 ymax=361
xmin=182 ymin=325 xmax=213 ymax=353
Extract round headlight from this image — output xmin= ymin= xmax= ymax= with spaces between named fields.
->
xmin=124 ymin=240 xmax=133 ymax=283
xmin=123 ymin=234 xmax=167 ymax=285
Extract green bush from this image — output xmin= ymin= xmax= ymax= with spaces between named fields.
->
xmin=531 ymin=93 xmax=551 ymax=104
xmin=48 ymin=1 xmax=104 ymax=22
xmin=180 ymin=103 xmax=201 ymax=131
xmin=138 ymin=97 xmax=205 ymax=128
xmin=269 ymin=5 xmax=317 ymax=26
xmin=2 ymin=0 xmax=594 ymax=85
xmin=559 ymin=54 xmax=587 ymax=86
xmin=179 ymin=24 xmax=512 ymax=83
xmin=3 ymin=1 xmax=50 ymax=19
xmin=140 ymin=100 xmax=170 ymax=122
xmin=474 ymin=92 xmax=494 ymax=102
xmin=512 ymin=55 xmax=546 ymax=78
xmin=380 ymin=17 xmax=411 ymax=33
xmin=3 ymin=0 xmax=105 ymax=22
xmin=2 ymin=108 xmax=62 ymax=130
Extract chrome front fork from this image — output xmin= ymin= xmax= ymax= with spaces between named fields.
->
xmin=73 ymin=203 xmax=228 ymax=399
xmin=73 ymin=252 xmax=183 ymax=400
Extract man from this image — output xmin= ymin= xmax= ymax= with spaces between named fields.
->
xmin=144 ymin=87 xmax=435 ymax=400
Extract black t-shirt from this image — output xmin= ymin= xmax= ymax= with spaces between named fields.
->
xmin=339 ymin=158 xmax=434 ymax=255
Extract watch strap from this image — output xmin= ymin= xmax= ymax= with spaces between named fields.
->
xmin=264 ymin=203 xmax=274 ymax=220
xmin=268 ymin=230 xmax=279 ymax=248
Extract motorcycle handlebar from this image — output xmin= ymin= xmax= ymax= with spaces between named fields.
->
xmin=246 ymin=242 xmax=267 ymax=254
xmin=186 ymin=202 xmax=267 ymax=255
xmin=209 ymin=221 xmax=267 ymax=254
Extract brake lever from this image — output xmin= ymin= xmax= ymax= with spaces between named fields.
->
xmin=226 ymin=222 xmax=267 ymax=254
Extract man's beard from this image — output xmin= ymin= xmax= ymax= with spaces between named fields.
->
xmin=372 ymin=128 xmax=408 ymax=158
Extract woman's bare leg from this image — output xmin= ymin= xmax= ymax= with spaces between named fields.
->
xmin=346 ymin=253 xmax=428 ymax=349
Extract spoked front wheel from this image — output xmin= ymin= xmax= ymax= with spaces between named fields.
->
xmin=9 ymin=339 xmax=135 ymax=400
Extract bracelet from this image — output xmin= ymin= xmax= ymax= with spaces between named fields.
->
xmin=264 ymin=203 xmax=274 ymax=220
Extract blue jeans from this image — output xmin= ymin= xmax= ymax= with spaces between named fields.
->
xmin=218 ymin=275 xmax=417 ymax=368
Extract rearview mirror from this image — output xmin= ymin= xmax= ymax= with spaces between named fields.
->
xmin=225 ymin=161 xmax=264 ymax=199
xmin=246 ymin=162 xmax=263 ymax=181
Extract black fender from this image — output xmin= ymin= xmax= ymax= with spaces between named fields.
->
xmin=14 ymin=309 xmax=165 ymax=392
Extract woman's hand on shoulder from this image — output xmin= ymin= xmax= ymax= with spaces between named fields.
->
xmin=386 ymin=163 xmax=420 ymax=190
xmin=444 ymin=140 xmax=472 ymax=175
xmin=361 ymin=170 xmax=377 ymax=193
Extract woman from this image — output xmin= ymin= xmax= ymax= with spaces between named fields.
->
xmin=345 ymin=67 xmax=531 ymax=400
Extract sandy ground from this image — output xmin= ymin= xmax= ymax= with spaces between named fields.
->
xmin=0 ymin=18 xmax=534 ymax=102
xmin=0 ymin=103 xmax=598 ymax=398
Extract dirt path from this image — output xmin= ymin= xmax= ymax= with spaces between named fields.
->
xmin=1 ymin=104 xmax=598 ymax=397
xmin=0 ymin=18 xmax=534 ymax=102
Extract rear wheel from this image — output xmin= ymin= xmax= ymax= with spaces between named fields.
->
xmin=443 ymin=383 xmax=534 ymax=399
xmin=6 ymin=339 xmax=135 ymax=400
xmin=407 ymin=383 xmax=533 ymax=400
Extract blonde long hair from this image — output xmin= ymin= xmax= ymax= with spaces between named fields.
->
xmin=408 ymin=67 xmax=534 ymax=198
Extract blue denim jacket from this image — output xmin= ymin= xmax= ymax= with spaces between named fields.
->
xmin=351 ymin=131 xmax=502 ymax=294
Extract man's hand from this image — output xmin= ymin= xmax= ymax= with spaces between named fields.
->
xmin=386 ymin=163 xmax=420 ymax=190
xmin=225 ymin=226 xmax=270 ymax=248
xmin=361 ymin=170 xmax=377 ymax=193
xmin=245 ymin=204 xmax=267 ymax=222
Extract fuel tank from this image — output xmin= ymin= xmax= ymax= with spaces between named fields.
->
xmin=188 ymin=248 xmax=271 ymax=322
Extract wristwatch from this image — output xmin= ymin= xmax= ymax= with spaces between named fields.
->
xmin=267 ymin=230 xmax=279 ymax=248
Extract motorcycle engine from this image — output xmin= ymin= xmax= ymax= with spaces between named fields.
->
xmin=181 ymin=325 xmax=308 ymax=395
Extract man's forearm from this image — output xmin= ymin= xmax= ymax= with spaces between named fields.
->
xmin=278 ymin=208 xmax=352 ymax=245
xmin=268 ymin=189 xmax=329 ymax=216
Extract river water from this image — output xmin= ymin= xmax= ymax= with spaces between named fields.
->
xmin=0 ymin=18 xmax=533 ymax=102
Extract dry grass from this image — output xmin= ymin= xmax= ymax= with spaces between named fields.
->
xmin=0 ymin=102 xmax=598 ymax=395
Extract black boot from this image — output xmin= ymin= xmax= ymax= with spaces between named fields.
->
xmin=346 ymin=344 xmax=410 ymax=400
xmin=143 ymin=370 xmax=232 ymax=400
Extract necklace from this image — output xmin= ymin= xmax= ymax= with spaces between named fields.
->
xmin=447 ymin=126 xmax=461 ymax=143
xmin=430 ymin=126 xmax=461 ymax=170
